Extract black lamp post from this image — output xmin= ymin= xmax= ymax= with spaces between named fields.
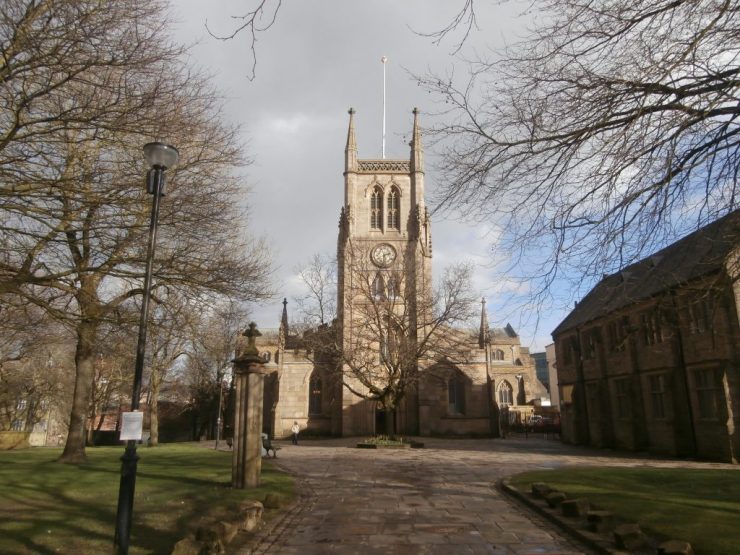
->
xmin=113 ymin=142 xmax=179 ymax=555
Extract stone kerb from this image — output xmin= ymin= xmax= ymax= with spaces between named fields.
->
xmin=170 ymin=500 xmax=264 ymax=555
xmin=500 ymin=479 xmax=695 ymax=555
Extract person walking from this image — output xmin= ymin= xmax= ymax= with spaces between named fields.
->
xmin=291 ymin=421 xmax=300 ymax=445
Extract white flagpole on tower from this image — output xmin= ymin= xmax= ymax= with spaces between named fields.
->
xmin=381 ymin=56 xmax=388 ymax=159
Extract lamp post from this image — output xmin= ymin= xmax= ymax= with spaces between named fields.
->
xmin=113 ymin=142 xmax=179 ymax=555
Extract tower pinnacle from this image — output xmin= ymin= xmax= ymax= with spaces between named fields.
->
xmin=410 ymin=107 xmax=424 ymax=174
xmin=479 ymin=297 xmax=489 ymax=348
xmin=345 ymin=107 xmax=358 ymax=173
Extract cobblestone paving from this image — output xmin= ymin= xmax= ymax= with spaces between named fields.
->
xmin=239 ymin=436 xmax=735 ymax=554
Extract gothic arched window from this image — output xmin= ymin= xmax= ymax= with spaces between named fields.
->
xmin=371 ymin=274 xmax=385 ymax=299
xmin=370 ymin=186 xmax=383 ymax=230
xmin=387 ymin=187 xmax=400 ymax=230
xmin=494 ymin=349 xmax=505 ymax=361
xmin=309 ymin=376 xmax=322 ymax=414
xmin=498 ymin=381 xmax=513 ymax=406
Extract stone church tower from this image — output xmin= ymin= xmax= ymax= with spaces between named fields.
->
xmin=258 ymin=108 xmax=548 ymax=441
xmin=336 ymin=108 xmax=432 ymax=435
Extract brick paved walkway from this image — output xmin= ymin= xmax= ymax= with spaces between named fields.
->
xmin=236 ymin=436 xmax=733 ymax=554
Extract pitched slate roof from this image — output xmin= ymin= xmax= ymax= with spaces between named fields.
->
xmin=486 ymin=324 xmax=520 ymax=345
xmin=553 ymin=210 xmax=740 ymax=335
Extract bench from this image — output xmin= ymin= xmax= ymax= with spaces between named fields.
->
xmin=262 ymin=435 xmax=280 ymax=458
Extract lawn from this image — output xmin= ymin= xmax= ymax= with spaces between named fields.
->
xmin=0 ymin=444 xmax=294 ymax=555
xmin=508 ymin=467 xmax=740 ymax=555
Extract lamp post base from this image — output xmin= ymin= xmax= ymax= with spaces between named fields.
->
xmin=113 ymin=442 xmax=139 ymax=554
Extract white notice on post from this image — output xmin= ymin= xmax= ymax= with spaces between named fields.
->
xmin=120 ymin=411 xmax=144 ymax=441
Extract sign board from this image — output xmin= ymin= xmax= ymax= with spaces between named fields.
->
xmin=120 ymin=411 xmax=144 ymax=441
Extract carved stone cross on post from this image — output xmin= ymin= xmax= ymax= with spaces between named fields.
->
xmin=243 ymin=322 xmax=261 ymax=355
xmin=231 ymin=322 xmax=267 ymax=489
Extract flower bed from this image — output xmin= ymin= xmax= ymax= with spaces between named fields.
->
xmin=356 ymin=436 xmax=424 ymax=449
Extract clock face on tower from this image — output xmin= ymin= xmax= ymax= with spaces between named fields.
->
xmin=371 ymin=243 xmax=396 ymax=267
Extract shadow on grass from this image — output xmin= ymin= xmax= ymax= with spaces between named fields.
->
xmin=0 ymin=446 xmax=294 ymax=554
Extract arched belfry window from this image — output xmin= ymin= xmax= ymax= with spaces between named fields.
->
xmin=387 ymin=187 xmax=400 ymax=230
xmin=371 ymin=273 xmax=385 ymax=299
xmin=498 ymin=380 xmax=513 ymax=406
xmin=370 ymin=186 xmax=383 ymax=230
xmin=309 ymin=375 xmax=322 ymax=414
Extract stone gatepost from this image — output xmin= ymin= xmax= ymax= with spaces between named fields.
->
xmin=232 ymin=322 xmax=267 ymax=489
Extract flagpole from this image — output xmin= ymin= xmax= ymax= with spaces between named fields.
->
xmin=381 ymin=55 xmax=387 ymax=159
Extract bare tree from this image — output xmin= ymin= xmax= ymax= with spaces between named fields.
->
xmin=293 ymin=253 xmax=337 ymax=327
xmin=413 ymin=0 xmax=478 ymax=55
xmin=86 ymin=325 xmax=134 ymax=445
xmin=183 ymin=300 xmax=249 ymax=442
xmin=205 ymin=0 xmax=282 ymax=79
xmin=0 ymin=0 xmax=272 ymax=462
xmin=0 ymin=300 xmax=76 ymax=440
xmin=299 ymin=249 xmax=477 ymax=436
xmin=420 ymin=0 xmax=740 ymax=309
xmin=0 ymin=302 xmax=51 ymax=367
xmin=144 ymin=294 xmax=196 ymax=447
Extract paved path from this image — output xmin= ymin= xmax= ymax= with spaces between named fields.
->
xmin=238 ymin=436 xmax=734 ymax=555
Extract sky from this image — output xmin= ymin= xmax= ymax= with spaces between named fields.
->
xmin=170 ymin=0 xmax=565 ymax=350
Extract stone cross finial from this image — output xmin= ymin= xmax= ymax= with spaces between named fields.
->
xmin=479 ymin=297 xmax=489 ymax=348
xmin=242 ymin=322 xmax=262 ymax=356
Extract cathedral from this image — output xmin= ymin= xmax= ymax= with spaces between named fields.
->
xmin=259 ymin=109 xmax=547 ymax=439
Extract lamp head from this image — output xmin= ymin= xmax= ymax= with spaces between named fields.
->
xmin=143 ymin=142 xmax=179 ymax=169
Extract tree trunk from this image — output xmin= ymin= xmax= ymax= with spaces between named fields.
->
xmin=149 ymin=379 xmax=160 ymax=446
xmin=59 ymin=318 xmax=97 ymax=463
xmin=384 ymin=406 xmax=394 ymax=437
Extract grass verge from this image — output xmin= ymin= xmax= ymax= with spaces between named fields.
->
xmin=508 ymin=467 xmax=740 ymax=555
xmin=0 ymin=444 xmax=294 ymax=555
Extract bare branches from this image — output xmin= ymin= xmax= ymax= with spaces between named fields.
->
xmin=420 ymin=0 xmax=740 ymax=310
xmin=335 ymin=245 xmax=476 ymax=415
xmin=293 ymin=253 xmax=336 ymax=326
xmin=412 ymin=0 xmax=478 ymax=55
xmin=0 ymin=0 xmax=274 ymax=461
xmin=205 ymin=0 xmax=282 ymax=80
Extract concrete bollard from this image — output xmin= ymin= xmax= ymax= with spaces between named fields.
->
xmin=586 ymin=510 xmax=615 ymax=532
xmin=545 ymin=491 xmax=567 ymax=508
xmin=658 ymin=540 xmax=694 ymax=555
xmin=531 ymin=482 xmax=553 ymax=499
xmin=613 ymin=523 xmax=646 ymax=550
xmin=238 ymin=500 xmax=264 ymax=532
xmin=561 ymin=497 xmax=590 ymax=517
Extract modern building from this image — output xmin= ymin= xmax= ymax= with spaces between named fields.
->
xmin=256 ymin=109 xmax=548 ymax=439
xmin=545 ymin=343 xmax=560 ymax=408
xmin=531 ymin=352 xmax=550 ymax=392
xmin=552 ymin=210 xmax=740 ymax=463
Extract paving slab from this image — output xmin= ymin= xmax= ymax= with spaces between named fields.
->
xmin=236 ymin=435 xmax=735 ymax=554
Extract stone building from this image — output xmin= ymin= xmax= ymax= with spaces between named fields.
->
xmin=259 ymin=109 xmax=547 ymax=439
xmin=552 ymin=210 xmax=740 ymax=463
